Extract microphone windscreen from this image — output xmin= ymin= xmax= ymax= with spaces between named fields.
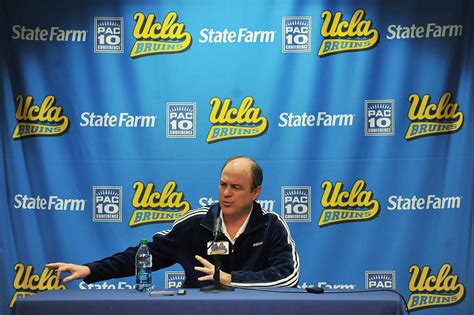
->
xmin=306 ymin=287 xmax=324 ymax=294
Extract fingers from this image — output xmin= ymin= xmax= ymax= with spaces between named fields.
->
xmin=46 ymin=262 xmax=65 ymax=269
xmin=198 ymin=275 xmax=213 ymax=281
xmin=195 ymin=255 xmax=215 ymax=282
xmin=195 ymin=255 xmax=213 ymax=268
xmin=63 ymin=274 xmax=78 ymax=283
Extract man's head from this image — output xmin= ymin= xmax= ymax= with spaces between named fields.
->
xmin=218 ymin=156 xmax=263 ymax=219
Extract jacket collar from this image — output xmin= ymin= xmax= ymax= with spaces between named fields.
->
xmin=200 ymin=201 xmax=267 ymax=235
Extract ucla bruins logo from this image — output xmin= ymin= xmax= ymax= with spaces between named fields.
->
xmin=10 ymin=263 xmax=66 ymax=309
xmin=318 ymin=179 xmax=380 ymax=226
xmin=129 ymin=181 xmax=191 ymax=226
xmin=405 ymin=92 xmax=463 ymax=140
xmin=130 ymin=12 xmax=192 ymax=58
xmin=408 ymin=263 xmax=465 ymax=311
xmin=206 ymin=96 xmax=268 ymax=143
xmin=12 ymin=95 xmax=70 ymax=140
xmin=318 ymin=9 xmax=379 ymax=57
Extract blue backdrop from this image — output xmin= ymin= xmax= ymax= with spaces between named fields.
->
xmin=1 ymin=0 xmax=473 ymax=314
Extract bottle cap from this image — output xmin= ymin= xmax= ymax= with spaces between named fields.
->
xmin=140 ymin=239 xmax=148 ymax=244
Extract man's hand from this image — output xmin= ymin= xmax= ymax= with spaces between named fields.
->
xmin=194 ymin=255 xmax=231 ymax=285
xmin=46 ymin=262 xmax=91 ymax=283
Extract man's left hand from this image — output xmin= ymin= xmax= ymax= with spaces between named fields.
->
xmin=194 ymin=255 xmax=231 ymax=285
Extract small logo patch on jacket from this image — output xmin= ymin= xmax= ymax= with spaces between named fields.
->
xmin=253 ymin=241 xmax=263 ymax=247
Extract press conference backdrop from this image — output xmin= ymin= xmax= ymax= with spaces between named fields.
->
xmin=1 ymin=0 xmax=473 ymax=314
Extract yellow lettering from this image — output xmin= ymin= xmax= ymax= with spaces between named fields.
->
xmin=132 ymin=181 xmax=190 ymax=211
xmin=320 ymin=9 xmax=378 ymax=40
xmin=132 ymin=12 xmax=191 ymax=44
xmin=408 ymin=92 xmax=463 ymax=121
xmin=321 ymin=180 xmax=379 ymax=211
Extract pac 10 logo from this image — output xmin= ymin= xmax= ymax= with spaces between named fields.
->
xmin=365 ymin=271 xmax=396 ymax=289
xmin=165 ymin=271 xmax=185 ymax=288
xmin=281 ymin=186 xmax=311 ymax=222
xmin=94 ymin=17 xmax=124 ymax=53
xmin=282 ymin=16 xmax=311 ymax=53
xmin=365 ymin=100 xmax=394 ymax=136
xmin=93 ymin=186 xmax=122 ymax=222
xmin=166 ymin=102 xmax=196 ymax=138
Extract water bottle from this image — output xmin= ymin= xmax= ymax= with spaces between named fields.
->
xmin=135 ymin=239 xmax=152 ymax=291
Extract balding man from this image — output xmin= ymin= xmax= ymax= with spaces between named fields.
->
xmin=47 ymin=156 xmax=300 ymax=288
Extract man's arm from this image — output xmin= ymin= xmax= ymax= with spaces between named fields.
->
xmin=231 ymin=216 xmax=300 ymax=287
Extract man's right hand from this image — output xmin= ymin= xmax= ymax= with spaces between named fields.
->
xmin=46 ymin=263 xmax=91 ymax=283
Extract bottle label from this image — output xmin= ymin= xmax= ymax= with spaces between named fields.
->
xmin=136 ymin=267 xmax=152 ymax=284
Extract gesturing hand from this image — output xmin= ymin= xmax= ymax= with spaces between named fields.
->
xmin=194 ymin=255 xmax=231 ymax=285
xmin=46 ymin=262 xmax=91 ymax=283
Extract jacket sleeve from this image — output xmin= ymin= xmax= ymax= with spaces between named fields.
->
xmin=230 ymin=217 xmax=300 ymax=287
xmin=83 ymin=228 xmax=180 ymax=284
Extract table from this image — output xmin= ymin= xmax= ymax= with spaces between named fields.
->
xmin=13 ymin=288 xmax=405 ymax=315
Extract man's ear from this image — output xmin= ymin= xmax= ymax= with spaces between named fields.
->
xmin=252 ymin=186 xmax=262 ymax=200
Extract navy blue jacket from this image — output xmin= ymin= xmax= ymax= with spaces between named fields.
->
xmin=84 ymin=202 xmax=300 ymax=288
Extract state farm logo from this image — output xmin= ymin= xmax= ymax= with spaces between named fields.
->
xmin=199 ymin=27 xmax=275 ymax=44
xmin=14 ymin=193 xmax=86 ymax=212
xmin=12 ymin=95 xmax=70 ymax=140
xmin=206 ymin=96 xmax=268 ymax=143
xmin=79 ymin=112 xmax=157 ymax=128
xmin=387 ymin=194 xmax=462 ymax=211
xmin=130 ymin=12 xmax=192 ymax=58
xmin=387 ymin=23 xmax=462 ymax=40
xmin=11 ymin=25 xmax=87 ymax=42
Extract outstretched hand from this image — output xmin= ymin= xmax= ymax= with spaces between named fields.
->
xmin=194 ymin=255 xmax=231 ymax=285
xmin=46 ymin=262 xmax=91 ymax=283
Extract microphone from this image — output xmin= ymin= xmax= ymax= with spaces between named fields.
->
xmin=306 ymin=287 xmax=324 ymax=294
xmin=213 ymin=215 xmax=222 ymax=240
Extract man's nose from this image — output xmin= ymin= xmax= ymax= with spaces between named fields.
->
xmin=224 ymin=186 xmax=232 ymax=196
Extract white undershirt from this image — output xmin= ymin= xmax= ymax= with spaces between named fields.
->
xmin=220 ymin=205 xmax=253 ymax=245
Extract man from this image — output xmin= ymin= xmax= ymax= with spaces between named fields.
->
xmin=47 ymin=156 xmax=299 ymax=287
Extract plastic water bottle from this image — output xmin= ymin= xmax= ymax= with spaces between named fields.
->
xmin=135 ymin=239 xmax=152 ymax=291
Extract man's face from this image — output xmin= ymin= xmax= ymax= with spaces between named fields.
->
xmin=218 ymin=159 xmax=261 ymax=219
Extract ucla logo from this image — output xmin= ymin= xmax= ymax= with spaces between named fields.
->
xmin=318 ymin=179 xmax=380 ymax=226
xmin=318 ymin=9 xmax=379 ymax=57
xmin=408 ymin=263 xmax=465 ymax=311
xmin=130 ymin=12 xmax=192 ymax=58
xmin=281 ymin=186 xmax=311 ymax=222
xmin=206 ymin=96 xmax=268 ymax=143
xmin=405 ymin=92 xmax=463 ymax=140
xmin=93 ymin=186 xmax=122 ymax=222
xmin=129 ymin=181 xmax=191 ymax=226
xmin=165 ymin=271 xmax=185 ymax=288
xmin=10 ymin=263 xmax=66 ymax=309
xmin=12 ymin=95 xmax=70 ymax=140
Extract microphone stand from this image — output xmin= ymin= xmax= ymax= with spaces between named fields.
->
xmin=201 ymin=216 xmax=234 ymax=292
